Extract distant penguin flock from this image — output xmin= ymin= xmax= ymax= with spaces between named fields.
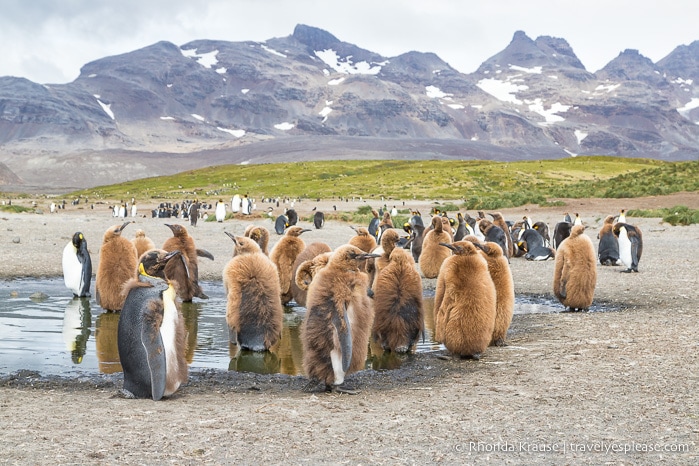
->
xmin=58 ymin=198 xmax=651 ymax=397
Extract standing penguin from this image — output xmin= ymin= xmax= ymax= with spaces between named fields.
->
xmin=488 ymin=212 xmax=513 ymax=258
xmin=96 ymin=222 xmax=138 ymax=311
xmin=553 ymin=225 xmax=597 ymax=311
xmin=613 ymin=222 xmax=643 ymax=273
xmin=368 ymin=209 xmax=381 ymax=240
xmin=62 ymin=231 xmax=92 ymax=298
xmin=215 ymin=199 xmax=227 ymax=222
xmin=302 ymin=245 xmax=379 ymax=393
xmin=372 ymin=246 xmax=424 ymax=353
xmin=419 ymin=216 xmax=453 ymax=279
xmin=269 ymin=226 xmax=311 ymax=305
xmin=222 ymin=233 xmax=283 ymax=351
xmin=478 ymin=219 xmax=508 ymax=259
xmin=403 ymin=222 xmax=425 ymax=263
xmin=285 ymin=208 xmax=298 ymax=226
xmin=453 ymin=213 xmax=468 ymax=242
xmin=162 ymin=224 xmax=214 ymax=301
xmin=313 ymin=211 xmax=325 ymax=229
xmin=598 ymin=215 xmax=621 ymax=266
xmin=433 ymin=241 xmax=496 ymax=359
xmin=290 ymin=242 xmax=333 ymax=307
xmin=118 ymin=249 xmax=188 ymax=400
xmin=466 ymin=238 xmax=514 ymax=346
xmin=131 ymin=229 xmax=156 ymax=259
xmin=274 ymin=214 xmax=289 ymax=235
xmin=348 ymin=226 xmax=377 ymax=253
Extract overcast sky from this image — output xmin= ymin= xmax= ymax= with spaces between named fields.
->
xmin=2 ymin=0 xmax=697 ymax=84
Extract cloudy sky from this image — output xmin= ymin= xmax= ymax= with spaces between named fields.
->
xmin=2 ymin=0 xmax=697 ymax=84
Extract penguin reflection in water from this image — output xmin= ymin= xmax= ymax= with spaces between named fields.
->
xmin=118 ymin=249 xmax=189 ymax=400
xmin=302 ymin=245 xmax=380 ymax=394
xmin=62 ymin=231 xmax=92 ymax=298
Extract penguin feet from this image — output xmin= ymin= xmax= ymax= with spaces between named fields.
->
xmin=492 ymin=338 xmax=507 ymax=347
xmin=460 ymin=353 xmax=481 ymax=361
xmin=302 ymin=379 xmax=324 ymax=393
xmin=621 ymin=268 xmax=633 ymax=273
xmin=333 ymin=383 xmax=360 ymax=395
xmin=115 ymin=388 xmax=137 ymax=399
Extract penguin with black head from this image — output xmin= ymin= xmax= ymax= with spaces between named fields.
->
xmin=62 ymin=232 xmax=92 ymax=298
xmin=118 ymin=249 xmax=189 ymax=400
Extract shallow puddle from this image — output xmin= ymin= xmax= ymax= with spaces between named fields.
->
xmin=0 ymin=278 xmax=590 ymax=377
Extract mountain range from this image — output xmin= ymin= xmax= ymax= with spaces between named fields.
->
xmin=1 ymin=24 xmax=698 ymax=192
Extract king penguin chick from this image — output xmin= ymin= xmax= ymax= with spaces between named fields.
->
xmin=118 ymin=249 xmax=188 ymax=400
xmin=419 ymin=216 xmax=453 ymax=279
xmin=269 ymin=226 xmax=311 ymax=305
xmin=553 ymin=225 xmax=597 ymax=311
xmin=613 ymin=222 xmax=643 ymax=273
xmin=433 ymin=241 xmax=496 ymax=359
xmin=96 ymin=221 xmax=138 ymax=311
xmin=598 ymin=215 xmax=621 ymax=266
xmin=301 ymin=245 xmax=380 ymax=393
xmin=372 ymin=246 xmax=424 ymax=353
xmin=223 ymin=233 xmax=283 ymax=351
xmin=466 ymin=238 xmax=514 ymax=346
xmin=63 ymin=231 xmax=92 ymax=298
xmin=132 ymin=229 xmax=156 ymax=259
xmin=295 ymin=252 xmax=333 ymax=294
xmin=162 ymin=224 xmax=214 ymax=302
xmin=349 ymin=226 xmax=377 ymax=253
xmin=290 ymin=242 xmax=333 ymax=307
xmin=244 ymin=224 xmax=270 ymax=255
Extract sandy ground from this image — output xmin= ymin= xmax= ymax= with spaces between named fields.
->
xmin=1 ymin=192 xmax=698 ymax=464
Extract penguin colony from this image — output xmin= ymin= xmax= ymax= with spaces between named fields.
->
xmin=72 ymin=200 xmax=644 ymax=396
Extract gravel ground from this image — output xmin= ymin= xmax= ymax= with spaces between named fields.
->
xmin=1 ymin=192 xmax=698 ymax=464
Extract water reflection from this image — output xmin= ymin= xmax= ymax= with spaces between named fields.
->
xmin=61 ymin=298 xmax=91 ymax=364
xmin=0 ymin=278 xmax=600 ymax=377
xmin=95 ymin=311 xmax=122 ymax=374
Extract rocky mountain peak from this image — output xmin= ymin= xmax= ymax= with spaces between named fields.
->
xmin=292 ymin=24 xmax=341 ymax=50
xmin=657 ymin=40 xmax=699 ymax=79
xmin=596 ymin=48 xmax=665 ymax=86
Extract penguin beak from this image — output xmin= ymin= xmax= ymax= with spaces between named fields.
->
xmin=350 ymin=225 xmax=358 ymax=232
xmin=161 ymin=250 xmax=182 ymax=264
xmin=301 ymin=229 xmax=312 ymax=234
xmin=224 ymin=231 xmax=237 ymax=243
xmin=350 ymin=252 xmax=381 ymax=261
xmin=116 ymin=221 xmax=133 ymax=233
xmin=439 ymin=242 xmax=456 ymax=251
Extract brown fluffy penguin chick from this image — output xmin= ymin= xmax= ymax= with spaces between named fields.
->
xmin=269 ymin=226 xmax=310 ymax=305
xmin=295 ymin=252 xmax=332 ymax=293
xmin=290 ymin=242 xmax=333 ymax=307
xmin=419 ymin=216 xmax=453 ymax=279
xmin=467 ymin=239 xmax=514 ymax=346
xmin=162 ymin=224 xmax=214 ymax=302
xmin=222 ymin=233 xmax=283 ymax=351
xmin=95 ymin=221 xmax=138 ymax=311
xmin=372 ymin=247 xmax=424 ymax=353
xmin=370 ymin=229 xmax=401 ymax=289
xmin=132 ymin=229 xmax=156 ymax=258
xmin=244 ymin=224 xmax=270 ymax=255
xmin=433 ymin=241 xmax=496 ymax=359
xmin=488 ymin=212 xmax=513 ymax=258
xmin=301 ymin=245 xmax=379 ymax=393
xmin=553 ymin=224 xmax=597 ymax=311
xmin=348 ymin=226 xmax=377 ymax=253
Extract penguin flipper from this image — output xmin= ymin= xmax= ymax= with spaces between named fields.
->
xmin=141 ymin=312 xmax=166 ymax=401
xmin=196 ymin=249 xmax=214 ymax=261
xmin=630 ymin=237 xmax=641 ymax=270
xmin=332 ymin=309 xmax=353 ymax=373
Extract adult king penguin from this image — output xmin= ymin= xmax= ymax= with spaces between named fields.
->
xmin=613 ymin=222 xmax=643 ymax=273
xmin=62 ymin=231 xmax=92 ymax=298
xmin=118 ymin=249 xmax=188 ymax=400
